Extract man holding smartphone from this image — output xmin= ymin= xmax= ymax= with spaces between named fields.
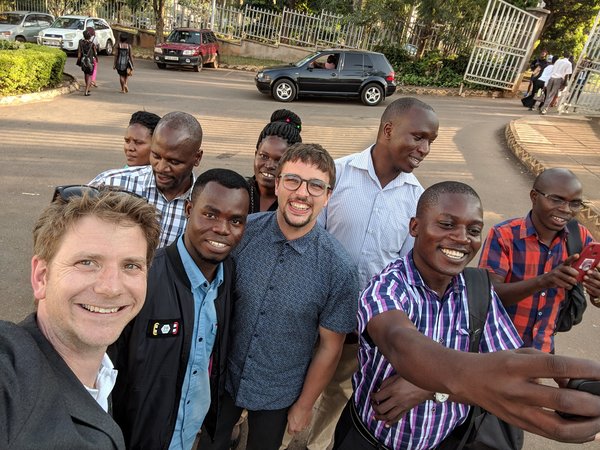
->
xmin=479 ymin=167 xmax=600 ymax=353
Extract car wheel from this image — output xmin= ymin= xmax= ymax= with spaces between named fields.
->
xmin=272 ymin=79 xmax=296 ymax=102
xmin=15 ymin=36 xmax=26 ymax=43
xmin=157 ymin=62 xmax=166 ymax=69
xmin=104 ymin=40 xmax=113 ymax=56
xmin=193 ymin=59 xmax=203 ymax=72
xmin=361 ymin=83 xmax=384 ymax=106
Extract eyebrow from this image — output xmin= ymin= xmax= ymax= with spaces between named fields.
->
xmin=439 ymin=213 xmax=483 ymax=226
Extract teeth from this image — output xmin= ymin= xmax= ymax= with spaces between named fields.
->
xmin=261 ymin=172 xmax=275 ymax=178
xmin=552 ymin=216 xmax=567 ymax=223
xmin=290 ymin=202 xmax=309 ymax=211
xmin=208 ymin=240 xmax=226 ymax=248
xmin=409 ymin=157 xmax=421 ymax=166
xmin=81 ymin=304 xmax=120 ymax=314
xmin=441 ymin=248 xmax=466 ymax=259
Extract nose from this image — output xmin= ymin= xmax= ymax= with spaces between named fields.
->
xmin=94 ymin=265 xmax=123 ymax=298
xmin=451 ymin=225 xmax=469 ymax=243
xmin=264 ymin=158 xmax=278 ymax=170
xmin=213 ymin=218 xmax=230 ymax=235
xmin=295 ymin=179 xmax=310 ymax=196
xmin=154 ymin=158 xmax=169 ymax=173
xmin=418 ymin=140 xmax=431 ymax=157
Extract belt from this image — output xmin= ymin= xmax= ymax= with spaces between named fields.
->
xmin=349 ymin=400 xmax=392 ymax=450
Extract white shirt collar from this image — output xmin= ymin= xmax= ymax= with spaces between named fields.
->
xmin=84 ymin=353 xmax=118 ymax=412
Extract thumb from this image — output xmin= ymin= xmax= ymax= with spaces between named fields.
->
xmin=564 ymin=254 xmax=580 ymax=266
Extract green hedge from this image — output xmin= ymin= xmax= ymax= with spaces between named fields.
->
xmin=0 ymin=41 xmax=67 ymax=95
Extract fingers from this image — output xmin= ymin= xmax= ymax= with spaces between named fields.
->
xmin=564 ymin=254 xmax=580 ymax=266
xmin=373 ymin=403 xmax=406 ymax=426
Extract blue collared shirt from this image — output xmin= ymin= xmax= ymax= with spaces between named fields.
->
xmin=319 ymin=145 xmax=423 ymax=289
xmin=169 ymin=236 xmax=223 ymax=450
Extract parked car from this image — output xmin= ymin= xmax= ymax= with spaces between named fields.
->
xmin=154 ymin=28 xmax=219 ymax=72
xmin=255 ymin=49 xmax=396 ymax=106
xmin=0 ymin=11 xmax=53 ymax=42
xmin=37 ymin=15 xmax=115 ymax=54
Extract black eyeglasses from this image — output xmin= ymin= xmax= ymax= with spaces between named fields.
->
xmin=278 ymin=173 xmax=331 ymax=197
xmin=52 ymin=185 xmax=145 ymax=203
xmin=533 ymin=189 xmax=587 ymax=211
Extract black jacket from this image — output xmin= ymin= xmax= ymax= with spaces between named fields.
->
xmin=110 ymin=242 xmax=234 ymax=449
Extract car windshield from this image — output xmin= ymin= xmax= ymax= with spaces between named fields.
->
xmin=0 ymin=13 xmax=24 ymax=25
xmin=294 ymin=53 xmax=320 ymax=67
xmin=167 ymin=30 xmax=200 ymax=44
xmin=51 ymin=17 xmax=84 ymax=30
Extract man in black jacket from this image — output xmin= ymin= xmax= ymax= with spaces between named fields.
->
xmin=110 ymin=169 xmax=250 ymax=450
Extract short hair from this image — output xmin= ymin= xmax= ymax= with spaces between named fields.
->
xmin=416 ymin=181 xmax=481 ymax=217
xmin=533 ymin=167 xmax=580 ymax=191
xmin=380 ymin=97 xmax=435 ymax=124
xmin=85 ymin=26 xmax=95 ymax=36
xmin=191 ymin=168 xmax=251 ymax=202
xmin=129 ymin=111 xmax=161 ymax=135
xmin=276 ymin=143 xmax=336 ymax=188
xmin=83 ymin=29 xmax=91 ymax=40
xmin=33 ymin=192 xmax=161 ymax=266
xmin=119 ymin=34 xmax=128 ymax=43
xmin=155 ymin=111 xmax=203 ymax=151
xmin=256 ymin=109 xmax=302 ymax=150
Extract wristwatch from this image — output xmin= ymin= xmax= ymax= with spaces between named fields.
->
xmin=433 ymin=392 xmax=449 ymax=403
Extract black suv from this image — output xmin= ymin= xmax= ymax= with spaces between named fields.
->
xmin=255 ymin=49 xmax=396 ymax=106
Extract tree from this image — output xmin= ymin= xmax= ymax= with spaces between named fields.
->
xmin=153 ymin=0 xmax=166 ymax=44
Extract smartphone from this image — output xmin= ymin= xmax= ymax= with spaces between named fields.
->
xmin=557 ymin=379 xmax=600 ymax=419
xmin=572 ymin=242 xmax=600 ymax=282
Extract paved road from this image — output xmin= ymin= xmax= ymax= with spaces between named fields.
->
xmin=0 ymin=54 xmax=598 ymax=449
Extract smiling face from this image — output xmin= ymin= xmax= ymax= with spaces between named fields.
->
xmin=275 ymin=160 xmax=331 ymax=239
xmin=183 ymin=181 xmax=249 ymax=280
xmin=410 ymin=192 xmax=483 ymax=293
xmin=531 ymin=174 xmax=583 ymax=237
xmin=32 ymin=215 xmax=148 ymax=355
xmin=124 ymin=123 xmax=153 ymax=166
xmin=150 ymin=125 xmax=202 ymax=201
xmin=375 ymin=106 xmax=439 ymax=176
xmin=254 ymin=135 xmax=288 ymax=194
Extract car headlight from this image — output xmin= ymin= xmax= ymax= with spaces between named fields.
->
xmin=0 ymin=31 xmax=12 ymax=37
xmin=154 ymin=47 xmax=163 ymax=54
xmin=64 ymin=32 xmax=76 ymax=40
xmin=257 ymin=72 xmax=271 ymax=82
xmin=182 ymin=49 xmax=195 ymax=56
xmin=38 ymin=30 xmax=44 ymax=37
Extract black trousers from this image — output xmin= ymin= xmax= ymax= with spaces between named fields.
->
xmin=198 ymin=391 xmax=289 ymax=450
xmin=333 ymin=400 xmax=390 ymax=450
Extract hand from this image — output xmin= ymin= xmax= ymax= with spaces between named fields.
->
xmin=286 ymin=401 xmax=312 ymax=435
xmin=583 ymin=262 xmax=600 ymax=305
xmin=370 ymin=374 xmax=431 ymax=426
xmin=540 ymin=254 xmax=580 ymax=290
xmin=452 ymin=349 xmax=600 ymax=443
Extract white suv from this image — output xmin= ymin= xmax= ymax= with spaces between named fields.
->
xmin=38 ymin=15 xmax=115 ymax=54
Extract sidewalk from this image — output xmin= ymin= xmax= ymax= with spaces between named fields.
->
xmin=506 ymin=113 xmax=600 ymax=239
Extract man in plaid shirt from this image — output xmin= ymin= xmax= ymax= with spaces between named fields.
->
xmin=479 ymin=168 xmax=600 ymax=353
xmin=90 ymin=111 xmax=203 ymax=247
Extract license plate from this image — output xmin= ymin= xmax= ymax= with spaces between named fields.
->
xmin=164 ymin=55 xmax=178 ymax=61
xmin=44 ymin=40 xmax=60 ymax=47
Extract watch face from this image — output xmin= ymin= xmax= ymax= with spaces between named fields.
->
xmin=435 ymin=392 xmax=449 ymax=403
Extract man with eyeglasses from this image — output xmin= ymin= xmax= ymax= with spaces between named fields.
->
xmin=0 ymin=189 xmax=160 ymax=449
xmin=200 ymin=143 xmax=358 ymax=450
xmin=479 ymin=167 xmax=600 ymax=353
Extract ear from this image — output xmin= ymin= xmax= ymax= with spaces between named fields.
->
xmin=323 ymin=189 xmax=332 ymax=208
xmin=275 ymin=176 xmax=281 ymax=197
xmin=382 ymin=121 xmax=393 ymax=140
xmin=409 ymin=216 xmax=418 ymax=238
xmin=194 ymin=150 xmax=203 ymax=167
xmin=185 ymin=199 xmax=193 ymax=218
xmin=31 ymin=255 xmax=48 ymax=302
xmin=530 ymin=189 xmax=537 ymax=204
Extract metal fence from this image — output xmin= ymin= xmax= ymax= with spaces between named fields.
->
xmin=2 ymin=0 xmax=481 ymax=56
xmin=561 ymin=10 xmax=600 ymax=116
xmin=463 ymin=0 xmax=541 ymax=90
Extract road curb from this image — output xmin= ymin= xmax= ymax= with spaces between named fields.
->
xmin=505 ymin=119 xmax=600 ymax=238
xmin=0 ymin=73 xmax=80 ymax=106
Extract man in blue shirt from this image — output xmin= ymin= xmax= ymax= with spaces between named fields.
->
xmin=110 ymin=169 xmax=251 ymax=449
xmin=201 ymin=143 xmax=358 ymax=450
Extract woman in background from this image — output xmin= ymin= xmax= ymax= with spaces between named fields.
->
xmin=124 ymin=111 xmax=161 ymax=166
xmin=86 ymin=26 xmax=99 ymax=87
xmin=114 ymin=34 xmax=134 ymax=93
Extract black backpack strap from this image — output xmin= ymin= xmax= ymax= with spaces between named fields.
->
xmin=566 ymin=219 xmax=583 ymax=256
xmin=463 ymin=267 xmax=492 ymax=353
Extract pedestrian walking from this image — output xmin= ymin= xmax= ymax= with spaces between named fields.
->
xmin=77 ymin=29 xmax=97 ymax=96
xmin=86 ymin=26 xmax=99 ymax=88
xmin=114 ymin=35 xmax=134 ymax=93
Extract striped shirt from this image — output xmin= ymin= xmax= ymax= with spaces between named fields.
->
xmin=319 ymin=146 xmax=423 ymax=289
xmin=90 ymin=165 xmax=194 ymax=248
xmin=354 ymin=253 xmax=522 ymax=450
xmin=478 ymin=213 xmax=593 ymax=352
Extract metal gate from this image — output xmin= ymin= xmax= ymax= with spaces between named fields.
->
xmin=463 ymin=0 xmax=542 ymax=90
xmin=561 ymin=10 xmax=600 ymax=116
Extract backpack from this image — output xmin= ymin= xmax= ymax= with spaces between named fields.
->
xmin=80 ymin=42 xmax=94 ymax=74
xmin=554 ymin=219 xmax=586 ymax=332
xmin=438 ymin=268 xmax=524 ymax=450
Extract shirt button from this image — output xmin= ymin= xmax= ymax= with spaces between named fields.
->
xmin=438 ymin=338 xmax=444 ymax=344
xmin=254 ymin=333 xmax=259 ymax=337
xmin=260 ymin=311 xmax=265 ymax=316
xmin=541 ymin=292 xmax=546 ymax=296
xmin=279 ymin=258 xmax=284 ymax=263
xmin=538 ymin=312 xmax=543 ymax=316
xmin=198 ymin=337 xmax=203 ymax=342
xmin=431 ymin=406 xmax=436 ymax=412
xmin=193 ymin=370 xmax=198 ymax=375
xmin=187 ymin=400 xmax=190 ymax=405
xmin=269 ymin=286 xmax=274 ymax=290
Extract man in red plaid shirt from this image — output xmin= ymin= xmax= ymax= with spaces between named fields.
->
xmin=479 ymin=168 xmax=600 ymax=352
